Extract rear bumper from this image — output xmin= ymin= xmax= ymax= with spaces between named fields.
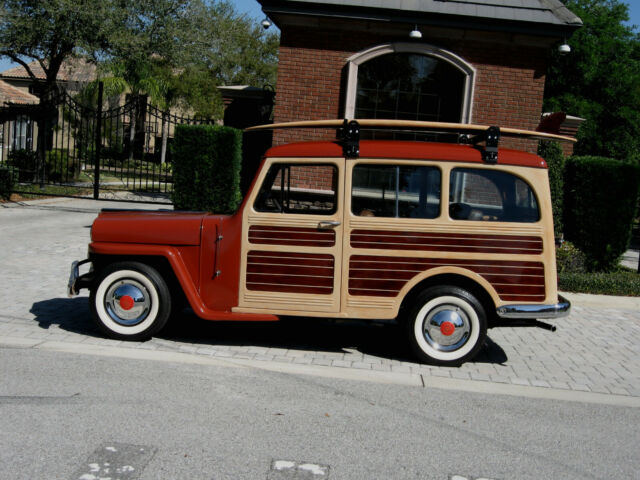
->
xmin=495 ymin=295 xmax=571 ymax=320
xmin=67 ymin=259 xmax=93 ymax=297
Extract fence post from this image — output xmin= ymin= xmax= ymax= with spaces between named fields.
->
xmin=93 ymin=82 xmax=103 ymax=200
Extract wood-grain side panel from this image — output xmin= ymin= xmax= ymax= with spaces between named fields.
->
xmin=351 ymin=230 xmax=543 ymax=255
xmin=249 ymin=225 xmax=336 ymax=247
xmin=349 ymin=255 xmax=545 ymax=301
xmin=247 ymin=250 xmax=334 ymax=294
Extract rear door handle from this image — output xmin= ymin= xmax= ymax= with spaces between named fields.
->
xmin=318 ymin=220 xmax=341 ymax=229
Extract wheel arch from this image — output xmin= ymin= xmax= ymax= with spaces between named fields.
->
xmin=89 ymin=252 xmax=188 ymax=309
xmin=398 ymin=269 xmax=497 ymax=325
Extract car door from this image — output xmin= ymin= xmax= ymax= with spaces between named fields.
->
xmin=237 ymin=158 xmax=345 ymax=315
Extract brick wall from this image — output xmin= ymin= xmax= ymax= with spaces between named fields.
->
xmin=273 ymin=26 xmax=548 ymax=153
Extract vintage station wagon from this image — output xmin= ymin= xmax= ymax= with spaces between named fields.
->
xmin=69 ymin=120 xmax=571 ymax=366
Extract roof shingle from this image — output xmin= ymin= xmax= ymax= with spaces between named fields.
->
xmin=259 ymin=0 xmax=582 ymax=32
xmin=0 ymin=79 xmax=39 ymax=105
xmin=0 ymin=58 xmax=96 ymax=83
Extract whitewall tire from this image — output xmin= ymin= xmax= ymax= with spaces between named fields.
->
xmin=90 ymin=262 xmax=171 ymax=340
xmin=406 ymin=285 xmax=487 ymax=366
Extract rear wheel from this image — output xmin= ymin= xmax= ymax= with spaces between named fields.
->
xmin=90 ymin=262 xmax=171 ymax=341
xmin=405 ymin=285 xmax=487 ymax=366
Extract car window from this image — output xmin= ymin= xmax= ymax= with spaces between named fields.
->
xmin=351 ymin=164 xmax=441 ymax=218
xmin=449 ymin=168 xmax=539 ymax=222
xmin=254 ymin=164 xmax=337 ymax=214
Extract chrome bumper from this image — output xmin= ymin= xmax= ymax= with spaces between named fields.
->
xmin=67 ymin=259 xmax=91 ymax=297
xmin=496 ymin=295 xmax=571 ymax=320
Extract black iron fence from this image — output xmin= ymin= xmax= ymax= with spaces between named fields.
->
xmin=0 ymin=83 xmax=214 ymax=203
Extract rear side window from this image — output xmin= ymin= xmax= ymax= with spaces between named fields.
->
xmin=254 ymin=164 xmax=337 ymax=215
xmin=449 ymin=168 xmax=539 ymax=222
xmin=352 ymin=165 xmax=441 ymax=218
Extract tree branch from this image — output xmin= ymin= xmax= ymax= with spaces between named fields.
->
xmin=0 ymin=51 xmax=39 ymax=82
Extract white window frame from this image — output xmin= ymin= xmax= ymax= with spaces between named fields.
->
xmin=344 ymin=43 xmax=476 ymax=123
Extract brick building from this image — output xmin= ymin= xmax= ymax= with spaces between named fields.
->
xmin=257 ymin=0 xmax=582 ymax=152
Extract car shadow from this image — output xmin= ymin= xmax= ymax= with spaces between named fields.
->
xmin=30 ymin=298 xmax=508 ymax=366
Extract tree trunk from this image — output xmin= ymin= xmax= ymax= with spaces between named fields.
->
xmin=34 ymin=88 xmax=58 ymax=185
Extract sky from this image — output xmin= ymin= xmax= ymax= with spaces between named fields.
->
xmin=0 ymin=0 xmax=638 ymax=73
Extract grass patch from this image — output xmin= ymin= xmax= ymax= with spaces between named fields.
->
xmin=12 ymin=184 xmax=93 ymax=198
xmin=559 ymin=270 xmax=640 ymax=296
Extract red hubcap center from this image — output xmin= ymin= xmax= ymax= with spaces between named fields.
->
xmin=119 ymin=295 xmax=135 ymax=311
xmin=440 ymin=321 xmax=455 ymax=336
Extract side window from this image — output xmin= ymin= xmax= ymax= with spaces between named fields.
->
xmin=449 ymin=168 xmax=539 ymax=222
xmin=352 ymin=165 xmax=441 ymax=218
xmin=254 ymin=164 xmax=338 ymax=215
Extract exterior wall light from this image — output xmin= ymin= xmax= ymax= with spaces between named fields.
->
xmin=409 ymin=25 xmax=422 ymax=39
xmin=558 ymin=42 xmax=571 ymax=54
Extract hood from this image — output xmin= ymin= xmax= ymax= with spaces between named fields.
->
xmin=91 ymin=210 xmax=207 ymax=245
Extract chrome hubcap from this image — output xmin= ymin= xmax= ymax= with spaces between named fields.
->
xmin=423 ymin=305 xmax=471 ymax=351
xmin=105 ymin=279 xmax=151 ymax=326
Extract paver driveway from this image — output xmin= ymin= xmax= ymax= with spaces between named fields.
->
xmin=1 ymin=198 xmax=639 ymax=399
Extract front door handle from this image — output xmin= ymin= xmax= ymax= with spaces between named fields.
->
xmin=318 ymin=220 xmax=341 ymax=229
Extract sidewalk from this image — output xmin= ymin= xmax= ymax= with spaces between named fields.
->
xmin=1 ymin=197 xmax=639 ymax=403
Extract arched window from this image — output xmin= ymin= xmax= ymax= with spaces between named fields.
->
xmin=345 ymin=43 xmax=475 ymax=123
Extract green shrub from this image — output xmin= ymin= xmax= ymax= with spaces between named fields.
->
xmin=556 ymin=241 xmax=587 ymax=273
xmin=564 ymin=156 xmax=640 ymax=272
xmin=6 ymin=149 xmax=37 ymax=182
xmin=559 ymin=271 xmax=640 ymax=296
xmin=538 ymin=141 xmax=565 ymax=238
xmin=0 ymin=165 xmax=17 ymax=199
xmin=171 ymin=124 xmax=242 ymax=213
xmin=45 ymin=149 xmax=77 ymax=182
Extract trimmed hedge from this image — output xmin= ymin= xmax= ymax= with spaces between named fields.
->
xmin=0 ymin=165 xmax=17 ymax=199
xmin=538 ymin=141 xmax=565 ymax=238
xmin=564 ymin=156 xmax=640 ymax=272
xmin=171 ymin=124 xmax=242 ymax=213
xmin=559 ymin=271 xmax=640 ymax=296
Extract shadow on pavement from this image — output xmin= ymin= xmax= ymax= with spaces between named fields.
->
xmin=30 ymin=298 xmax=508 ymax=366
xmin=31 ymin=297 xmax=100 ymax=336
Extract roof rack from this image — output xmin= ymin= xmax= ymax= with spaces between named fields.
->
xmin=245 ymin=119 xmax=576 ymax=163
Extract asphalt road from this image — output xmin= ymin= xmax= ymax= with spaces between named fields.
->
xmin=1 ymin=345 xmax=638 ymax=480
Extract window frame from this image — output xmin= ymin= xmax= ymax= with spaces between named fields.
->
xmin=253 ymin=162 xmax=339 ymax=216
xmin=448 ymin=167 xmax=541 ymax=223
xmin=351 ymin=163 xmax=442 ymax=219
xmin=344 ymin=43 xmax=476 ymax=123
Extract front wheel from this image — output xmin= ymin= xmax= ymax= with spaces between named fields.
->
xmin=405 ymin=285 xmax=487 ymax=366
xmin=90 ymin=262 xmax=171 ymax=341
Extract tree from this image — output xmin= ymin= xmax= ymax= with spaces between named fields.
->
xmin=0 ymin=0 xmax=118 ymax=180
xmin=0 ymin=0 xmax=116 ymax=98
xmin=2 ymin=0 xmax=279 ymax=170
xmin=544 ymin=0 xmax=640 ymax=161
xmin=169 ymin=1 xmax=279 ymax=113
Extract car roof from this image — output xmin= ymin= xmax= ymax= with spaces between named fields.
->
xmin=264 ymin=140 xmax=547 ymax=169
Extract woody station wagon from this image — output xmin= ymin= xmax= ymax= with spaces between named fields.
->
xmin=69 ymin=119 xmax=571 ymax=366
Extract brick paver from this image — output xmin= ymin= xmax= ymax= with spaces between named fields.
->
xmin=1 ymin=198 xmax=639 ymax=398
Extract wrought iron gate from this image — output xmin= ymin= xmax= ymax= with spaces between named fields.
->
xmin=0 ymin=82 xmax=214 ymax=203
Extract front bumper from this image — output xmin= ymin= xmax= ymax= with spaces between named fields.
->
xmin=495 ymin=295 xmax=571 ymax=320
xmin=67 ymin=259 xmax=93 ymax=297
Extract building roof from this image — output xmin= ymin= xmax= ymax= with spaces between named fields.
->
xmin=0 ymin=58 xmax=96 ymax=83
xmin=259 ymin=0 xmax=582 ymax=36
xmin=0 ymin=79 xmax=39 ymax=105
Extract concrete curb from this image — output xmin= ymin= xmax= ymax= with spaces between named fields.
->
xmin=560 ymin=291 xmax=640 ymax=311
xmin=2 ymin=335 xmax=638 ymax=408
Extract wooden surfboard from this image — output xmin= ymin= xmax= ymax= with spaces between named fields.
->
xmin=245 ymin=119 xmax=577 ymax=143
